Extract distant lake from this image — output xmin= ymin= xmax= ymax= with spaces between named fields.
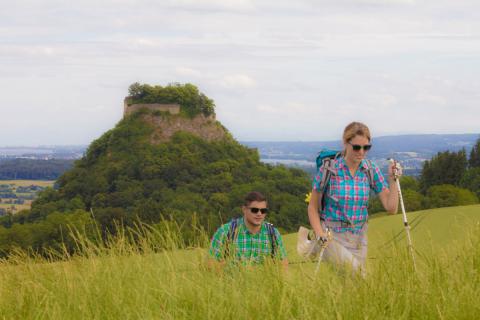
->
xmin=261 ymin=159 xmax=315 ymax=166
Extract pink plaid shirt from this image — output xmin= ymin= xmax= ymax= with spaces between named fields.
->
xmin=313 ymin=157 xmax=388 ymax=232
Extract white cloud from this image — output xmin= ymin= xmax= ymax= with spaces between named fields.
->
xmin=256 ymin=104 xmax=278 ymax=113
xmin=256 ymin=102 xmax=310 ymax=115
xmin=166 ymin=0 xmax=255 ymax=11
xmin=175 ymin=67 xmax=202 ymax=78
xmin=365 ymin=94 xmax=398 ymax=109
xmin=415 ymin=94 xmax=448 ymax=106
xmin=1 ymin=0 xmax=480 ymax=144
xmin=219 ymin=74 xmax=256 ymax=89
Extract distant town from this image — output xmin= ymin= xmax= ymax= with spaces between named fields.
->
xmin=1 ymin=133 xmax=479 ymax=177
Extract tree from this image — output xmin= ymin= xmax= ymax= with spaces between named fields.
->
xmin=460 ymin=167 xmax=480 ymax=198
xmin=419 ymin=150 xmax=467 ymax=193
xmin=128 ymin=82 xmax=144 ymax=98
xmin=469 ymin=137 xmax=480 ymax=168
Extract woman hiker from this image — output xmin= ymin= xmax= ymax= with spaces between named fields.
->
xmin=307 ymin=121 xmax=401 ymax=275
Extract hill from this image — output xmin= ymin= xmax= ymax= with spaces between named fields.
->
xmin=0 ymin=83 xmax=310 ymax=256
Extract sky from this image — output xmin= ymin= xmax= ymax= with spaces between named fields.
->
xmin=1 ymin=0 xmax=479 ymax=146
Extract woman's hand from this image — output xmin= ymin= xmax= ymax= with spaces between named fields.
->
xmin=379 ymin=159 xmax=402 ymax=214
xmin=388 ymin=159 xmax=403 ymax=180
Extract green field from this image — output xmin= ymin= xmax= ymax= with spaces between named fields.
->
xmin=0 ymin=204 xmax=479 ymax=319
xmin=0 ymin=180 xmax=55 ymax=187
xmin=0 ymin=180 xmax=54 ymax=214
xmin=283 ymin=204 xmax=480 ymax=263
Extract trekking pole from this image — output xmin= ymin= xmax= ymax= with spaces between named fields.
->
xmin=314 ymin=228 xmax=331 ymax=274
xmin=389 ymin=159 xmax=417 ymax=272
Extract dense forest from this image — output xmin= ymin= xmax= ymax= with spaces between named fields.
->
xmin=0 ymin=159 xmax=73 ymax=180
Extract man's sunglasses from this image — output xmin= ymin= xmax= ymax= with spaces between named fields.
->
xmin=248 ymin=207 xmax=269 ymax=214
xmin=348 ymin=142 xmax=372 ymax=152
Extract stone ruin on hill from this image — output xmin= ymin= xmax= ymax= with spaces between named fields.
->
xmin=123 ymin=98 xmax=181 ymax=118
xmin=122 ymin=97 xmax=224 ymax=143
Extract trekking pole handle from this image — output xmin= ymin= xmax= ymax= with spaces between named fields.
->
xmin=388 ymin=158 xmax=402 ymax=180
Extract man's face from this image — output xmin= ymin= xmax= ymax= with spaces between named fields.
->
xmin=242 ymin=200 xmax=268 ymax=227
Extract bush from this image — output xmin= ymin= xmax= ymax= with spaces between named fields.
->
xmin=424 ymin=184 xmax=478 ymax=209
xmin=401 ymin=189 xmax=424 ymax=212
xmin=399 ymin=176 xmax=420 ymax=192
xmin=460 ymin=167 xmax=480 ymax=198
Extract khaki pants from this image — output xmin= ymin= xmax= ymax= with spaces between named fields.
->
xmin=321 ymin=221 xmax=368 ymax=274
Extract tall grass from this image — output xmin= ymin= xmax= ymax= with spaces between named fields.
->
xmin=0 ymin=222 xmax=479 ymax=319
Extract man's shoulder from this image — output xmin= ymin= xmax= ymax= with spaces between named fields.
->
xmin=215 ymin=218 xmax=241 ymax=234
xmin=263 ymin=221 xmax=282 ymax=236
xmin=221 ymin=219 xmax=234 ymax=229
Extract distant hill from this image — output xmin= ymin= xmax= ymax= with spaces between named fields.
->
xmin=0 ymin=146 xmax=86 ymax=160
xmin=244 ymin=133 xmax=479 ymax=160
xmin=1 ymin=134 xmax=478 ymax=179
xmin=244 ymin=133 xmax=480 ymax=175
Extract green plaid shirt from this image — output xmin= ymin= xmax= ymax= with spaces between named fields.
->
xmin=208 ymin=218 xmax=287 ymax=264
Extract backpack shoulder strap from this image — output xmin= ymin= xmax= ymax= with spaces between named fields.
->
xmin=364 ymin=159 xmax=375 ymax=190
xmin=317 ymin=153 xmax=340 ymax=211
xmin=265 ymin=222 xmax=277 ymax=258
xmin=227 ymin=218 xmax=238 ymax=241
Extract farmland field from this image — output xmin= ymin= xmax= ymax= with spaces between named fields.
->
xmin=0 ymin=180 xmax=54 ymax=214
xmin=0 ymin=180 xmax=55 ymax=187
xmin=0 ymin=204 xmax=479 ymax=319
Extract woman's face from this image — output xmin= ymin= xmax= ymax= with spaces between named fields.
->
xmin=344 ymin=134 xmax=371 ymax=164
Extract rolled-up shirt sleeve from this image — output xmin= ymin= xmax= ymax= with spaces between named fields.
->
xmin=312 ymin=166 xmax=325 ymax=191
xmin=371 ymin=162 xmax=389 ymax=194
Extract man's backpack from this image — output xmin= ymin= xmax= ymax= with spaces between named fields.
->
xmin=315 ymin=149 xmax=375 ymax=213
xmin=225 ymin=218 xmax=278 ymax=259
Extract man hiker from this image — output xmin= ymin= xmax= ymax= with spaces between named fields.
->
xmin=208 ymin=191 xmax=288 ymax=269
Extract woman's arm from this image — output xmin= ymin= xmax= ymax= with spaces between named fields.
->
xmin=307 ymin=191 xmax=329 ymax=237
xmin=378 ymin=162 xmax=400 ymax=214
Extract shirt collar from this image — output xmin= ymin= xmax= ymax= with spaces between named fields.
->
xmin=239 ymin=217 xmax=265 ymax=235
xmin=338 ymin=156 xmax=369 ymax=171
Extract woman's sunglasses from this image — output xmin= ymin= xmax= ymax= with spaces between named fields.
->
xmin=348 ymin=142 xmax=372 ymax=151
xmin=248 ymin=207 xmax=269 ymax=214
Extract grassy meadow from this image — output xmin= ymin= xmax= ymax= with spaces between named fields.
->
xmin=0 ymin=204 xmax=479 ymax=319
